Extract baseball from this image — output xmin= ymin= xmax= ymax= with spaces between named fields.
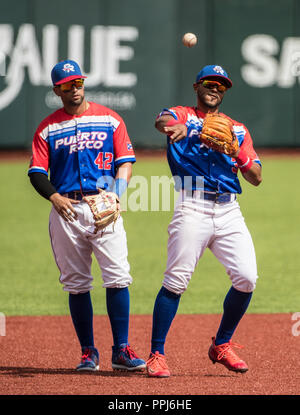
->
xmin=182 ymin=33 xmax=197 ymax=48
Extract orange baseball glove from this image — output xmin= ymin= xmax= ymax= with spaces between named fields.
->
xmin=200 ymin=113 xmax=239 ymax=156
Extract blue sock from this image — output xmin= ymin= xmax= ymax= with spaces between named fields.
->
xmin=215 ymin=286 xmax=252 ymax=346
xmin=69 ymin=292 xmax=94 ymax=349
xmin=151 ymin=286 xmax=181 ymax=355
xmin=106 ymin=287 xmax=130 ymax=348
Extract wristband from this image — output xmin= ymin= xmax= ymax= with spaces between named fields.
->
xmin=235 ymin=149 xmax=253 ymax=173
xmin=112 ymin=178 xmax=128 ymax=198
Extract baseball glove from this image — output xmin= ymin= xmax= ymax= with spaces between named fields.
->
xmin=83 ymin=188 xmax=120 ymax=233
xmin=200 ymin=113 xmax=239 ymax=156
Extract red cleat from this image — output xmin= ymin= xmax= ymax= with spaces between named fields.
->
xmin=146 ymin=351 xmax=170 ymax=378
xmin=208 ymin=337 xmax=248 ymax=373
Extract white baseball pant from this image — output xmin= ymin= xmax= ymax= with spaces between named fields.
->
xmin=163 ymin=191 xmax=258 ymax=295
xmin=49 ymin=201 xmax=132 ymax=294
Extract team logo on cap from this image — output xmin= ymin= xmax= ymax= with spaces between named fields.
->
xmin=213 ymin=66 xmax=225 ymax=75
xmin=63 ymin=63 xmax=75 ymax=73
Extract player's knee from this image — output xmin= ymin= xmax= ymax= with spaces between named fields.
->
xmin=102 ymin=274 xmax=133 ymax=289
xmin=162 ymin=282 xmax=186 ymax=295
xmin=163 ymin=273 xmax=190 ymax=295
xmin=62 ymin=282 xmax=93 ymax=294
xmin=231 ymin=272 xmax=258 ymax=293
xmin=103 ymin=282 xmax=132 ymax=289
xmin=59 ymin=273 xmax=93 ymax=294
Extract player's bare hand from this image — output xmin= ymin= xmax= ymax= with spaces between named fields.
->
xmin=49 ymin=193 xmax=80 ymax=222
xmin=164 ymin=124 xmax=188 ymax=143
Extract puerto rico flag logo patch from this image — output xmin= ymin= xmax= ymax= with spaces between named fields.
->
xmin=213 ymin=66 xmax=225 ymax=75
xmin=63 ymin=63 xmax=75 ymax=73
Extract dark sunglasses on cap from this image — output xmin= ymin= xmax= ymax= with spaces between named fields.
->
xmin=199 ymin=79 xmax=227 ymax=92
xmin=59 ymin=78 xmax=84 ymax=92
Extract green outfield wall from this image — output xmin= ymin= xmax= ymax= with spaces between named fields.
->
xmin=0 ymin=0 xmax=299 ymax=149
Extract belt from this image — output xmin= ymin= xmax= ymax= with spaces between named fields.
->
xmin=63 ymin=190 xmax=99 ymax=201
xmin=182 ymin=190 xmax=236 ymax=204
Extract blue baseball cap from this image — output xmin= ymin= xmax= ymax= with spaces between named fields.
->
xmin=196 ymin=65 xmax=232 ymax=88
xmin=51 ymin=60 xmax=87 ymax=86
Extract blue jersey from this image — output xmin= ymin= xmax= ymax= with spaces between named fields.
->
xmin=28 ymin=102 xmax=135 ymax=194
xmin=159 ymin=106 xmax=261 ymax=194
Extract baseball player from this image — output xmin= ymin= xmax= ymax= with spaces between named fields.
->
xmin=28 ymin=59 xmax=145 ymax=372
xmin=146 ymin=65 xmax=262 ymax=377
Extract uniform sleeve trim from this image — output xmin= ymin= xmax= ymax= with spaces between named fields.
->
xmin=158 ymin=108 xmax=178 ymax=120
xmin=115 ymin=156 xmax=136 ymax=165
xmin=28 ymin=167 xmax=48 ymax=176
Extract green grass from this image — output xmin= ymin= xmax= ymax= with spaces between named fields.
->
xmin=0 ymin=157 xmax=299 ymax=316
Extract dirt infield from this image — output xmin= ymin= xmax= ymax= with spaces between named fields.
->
xmin=0 ymin=313 xmax=298 ymax=396
xmin=1 ymin=149 xmax=299 ymax=401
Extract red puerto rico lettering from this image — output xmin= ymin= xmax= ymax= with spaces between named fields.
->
xmin=94 ymin=152 xmax=113 ymax=170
